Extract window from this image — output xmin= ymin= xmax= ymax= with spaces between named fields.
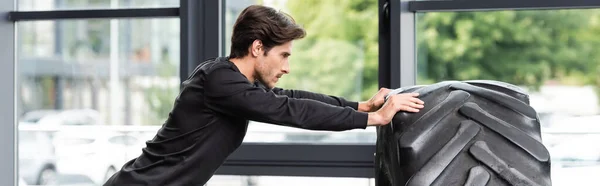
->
xmin=225 ymin=0 xmax=379 ymax=144
xmin=18 ymin=18 xmax=180 ymax=126
xmin=19 ymin=0 xmax=178 ymax=11
xmin=17 ymin=18 xmax=179 ymax=185
xmin=8 ymin=0 xmax=598 ymax=185
xmin=417 ymin=9 xmax=600 ymax=185
xmin=4 ymin=0 xmax=380 ymax=185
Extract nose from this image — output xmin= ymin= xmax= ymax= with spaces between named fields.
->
xmin=282 ymin=61 xmax=290 ymax=74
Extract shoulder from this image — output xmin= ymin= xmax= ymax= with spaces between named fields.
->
xmin=202 ymin=57 xmax=252 ymax=96
xmin=182 ymin=57 xmax=243 ymax=89
xmin=193 ymin=57 xmax=238 ymax=77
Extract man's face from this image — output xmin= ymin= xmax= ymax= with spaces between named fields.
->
xmin=255 ymin=41 xmax=292 ymax=89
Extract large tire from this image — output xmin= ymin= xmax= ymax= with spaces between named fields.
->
xmin=375 ymin=80 xmax=552 ymax=186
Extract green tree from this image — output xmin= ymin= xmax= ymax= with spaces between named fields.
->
xmin=260 ymin=1 xmax=600 ymax=104
xmin=285 ymin=0 xmax=379 ymax=101
xmin=579 ymin=12 xmax=600 ymax=103
xmin=417 ymin=10 xmax=600 ymax=91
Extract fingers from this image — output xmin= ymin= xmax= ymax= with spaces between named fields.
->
xmin=400 ymin=93 xmax=424 ymax=105
xmin=411 ymin=102 xmax=424 ymax=109
xmin=402 ymin=105 xmax=420 ymax=113
xmin=377 ymin=88 xmax=392 ymax=101
xmin=380 ymin=88 xmax=391 ymax=95
xmin=387 ymin=94 xmax=425 ymax=113
xmin=406 ymin=99 xmax=424 ymax=112
xmin=375 ymin=93 xmax=425 ymax=125
xmin=410 ymin=98 xmax=425 ymax=105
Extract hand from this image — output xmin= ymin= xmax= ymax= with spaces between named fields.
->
xmin=367 ymin=93 xmax=424 ymax=126
xmin=360 ymin=88 xmax=391 ymax=112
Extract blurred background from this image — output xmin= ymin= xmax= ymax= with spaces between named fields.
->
xmin=13 ymin=0 xmax=600 ymax=185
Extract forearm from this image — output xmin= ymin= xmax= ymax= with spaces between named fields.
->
xmin=274 ymin=89 xmax=375 ymax=112
xmin=271 ymin=88 xmax=359 ymax=110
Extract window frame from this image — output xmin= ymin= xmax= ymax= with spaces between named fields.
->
xmin=1 ymin=0 xmax=15 ymax=184
xmin=409 ymin=0 xmax=600 ymax=12
xmin=8 ymin=8 xmax=179 ymax=20
xmin=5 ymin=0 xmax=600 ymax=185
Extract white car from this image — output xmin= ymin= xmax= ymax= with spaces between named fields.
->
xmin=19 ymin=177 xmax=28 ymax=186
xmin=20 ymin=109 xmax=104 ymax=126
xmin=18 ymin=130 xmax=57 ymax=185
xmin=52 ymin=130 xmax=146 ymax=185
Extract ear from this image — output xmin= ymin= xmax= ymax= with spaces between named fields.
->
xmin=251 ymin=40 xmax=263 ymax=57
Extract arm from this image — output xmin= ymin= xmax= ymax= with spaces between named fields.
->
xmin=205 ymin=68 xmax=368 ymax=131
xmin=270 ymin=87 xmax=361 ymax=110
xmin=270 ymin=87 xmax=373 ymax=112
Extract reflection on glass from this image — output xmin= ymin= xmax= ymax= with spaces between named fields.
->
xmin=226 ymin=0 xmax=379 ymax=144
xmin=17 ymin=18 xmax=179 ymax=185
xmin=417 ymin=10 xmax=600 ymax=186
xmin=19 ymin=0 xmax=179 ymax=11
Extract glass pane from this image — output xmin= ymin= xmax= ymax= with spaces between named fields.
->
xmin=207 ymin=175 xmax=375 ymax=186
xmin=225 ymin=0 xmax=378 ymax=144
xmin=417 ymin=10 xmax=600 ymax=186
xmin=19 ymin=0 xmax=178 ymax=11
xmin=17 ymin=18 xmax=179 ymax=185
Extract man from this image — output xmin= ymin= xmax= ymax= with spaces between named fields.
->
xmin=104 ymin=5 xmax=424 ymax=186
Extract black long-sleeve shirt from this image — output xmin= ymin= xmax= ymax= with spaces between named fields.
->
xmin=104 ymin=56 xmax=368 ymax=186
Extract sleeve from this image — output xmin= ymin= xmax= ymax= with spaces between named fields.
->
xmin=204 ymin=68 xmax=367 ymax=131
xmin=270 ymin=87 xmax=359 ymax=110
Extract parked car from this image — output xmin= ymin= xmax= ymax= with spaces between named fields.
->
xmin=20 ymin=110 xmax=59 ymax=123
xmin=18 ymin=177 xmax=28 ymax=186
xmin=18 ymin=130 xmax=57 ymax=185
xmin=20 ymin=109 xmax=104 ymax=126
xmin=52 ymin=130 xmax=145 ymax=185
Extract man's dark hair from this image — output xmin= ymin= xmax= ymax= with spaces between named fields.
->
xmin=229 ymin=5 xmax=306 ymax=59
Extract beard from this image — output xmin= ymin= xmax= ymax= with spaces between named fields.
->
xmin=255 ymin=64 xmax=275 ymax=89
xmin=256 ymin=72 xmax=275 ymax=89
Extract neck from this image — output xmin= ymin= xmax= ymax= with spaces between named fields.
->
xmin=229 ymin=56 xmax=256 ymax=83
